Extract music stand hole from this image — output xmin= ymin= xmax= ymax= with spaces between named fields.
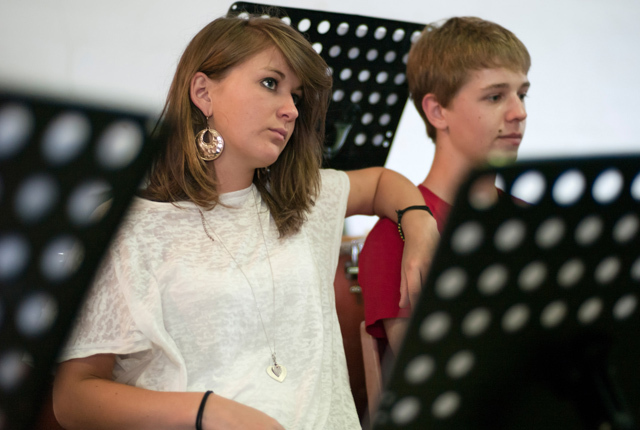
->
xmin=386 ymin=93 xmax=398 ymax=106
xmin=494 ymin=218 xmax=526 ymax=252
xmin=0 ymin=103 xmax=33 ymax=160
xmin=552 ymin=169 xmax=586 ymax=206
xmin=461 ymin=307 xmax=492 ymax=337
xmin=420 ymin=312 xmax=451 ymax=342
xmin=510 ymin=170 xmax=546 ymax=205
xmin=376 ymin=71 xmax=389 ymax=84
xmin=446 ymin=350 xmax=475 ymax=379
xmin=336 ymin=22 xmax=349 ymax=36
xmin=451 ymin=221 xmax=484 ymax=254
xmin=366 ymin=48 xmax=378 ymax=61
xmin=0 ymin=234 xmax=29 ymax=282
xmin=347 ymin=47 xmax=360 ymax=59
xmin=404 ymin=355 xmax=436 ymax=384
xmin=339 ymin=68 xmax=352 ymax=81
xmin=477 ymin=264 xmax=508 ymax=296
xmin=613 ymin=294 xmax=637 ymax=320
xmin=372 ymin=134 xmax=384 ymax=146
xmin=392 ymin=28 xmax=405 ymax=42
xmin=535 ymin=217 xmax=565 ymax=249
xmin=394 ymin=73 xmax=406 ymax=85
xmin=16 ymin=292 xmax=58 ymax=338
xmin=361 ymin=113 xmax=373 ymax=125
xmin=592 ymin=168 xmax=624 ymax=204
xmin=328 ymin=45 xmax=341 ymax=57
xmin=40 ymin=235 xmax=84 ymax=282
xmin=518 ymin=261 xmax=547 ymax=292
xmin=14 ymin=173 xmax=59 ymax=224
xmin=374 ymin=26 xmax=387 ymax=40
xmin=354 ymin=133 xmax=366 ymax=146
xmin=632 ymin=257 xmax=640 ymax=281
xmin=411 ymin=30 xmax=422 ymax=43
xmin=41 ymin=111 xmax=91 ymax=166
xmin=431 ymin=391 xmax=461 ymax=420
xmin=630 ymin=171 xmax=640 ymax=201
xmin=384 ymin=50 xmax=397 ymax=63
xmin=435 ymin=267 xmax=467 ymax=300
xmin=391 ymin=396 xmax=421 ymax=425
xmin=280 ymin=16 xmax=291 ymax=26
xmin=355 ymin=24 xmax=368 ymax=38
xmin=368 ymin=92 xmax=381 ymax=104
xmin=502 ymin=304 xmax=530 ymax=333
xmin=613 ymin=213 xmax=639 ymax=243
xmin=575 ymin=215 xmax=604 ymax=246
xmin=350 ymin=91 xmax=362 ymax=103
xmin=540 ymin=300 xmax=568 ymax=329
xmin=358 ymin=69 xmax=370 ymax=82
xmin=332 ymin=89 xmax=344 ymax=102
xmin=95 ymin=120 xmax=143 ymax=170
xmin=577 ymin=297 xmax=603 ymax=325
xmin=594 ymin=256 xmax=621 ymax=285
xmin=317 ymin=20 xmax=330 ymax=34
xmin=0 ymin=350 xmax=29 ymax=392
xmin=297 ymin=18 xmax=311 ymax=32
xmin=67 ymin=180 xmax=112 ymax=226
xmin=557 ymin=258 xmax=585 ymax=288
xmin=311 ymin=42 xmax=322 ymax=54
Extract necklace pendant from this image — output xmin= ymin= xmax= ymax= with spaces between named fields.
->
xmin=267 ymin=363 xmax=287 ymax=382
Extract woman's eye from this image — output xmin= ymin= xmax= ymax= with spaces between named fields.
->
xmin=262 ymin=78 xmax=277 ymax=90
xmin=488 ymin=94 xmax=502 ymax=102
xmin=292 ymin=93 xmax=301 ymax=106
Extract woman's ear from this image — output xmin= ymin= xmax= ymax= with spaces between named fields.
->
xmin=422 ymin=93 xmax=447 ymax=131
xmin=190 ymin=72 xmax=213 ymax=117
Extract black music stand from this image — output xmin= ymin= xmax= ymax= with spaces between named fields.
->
xmin=0 ymin=91 xmax=163 ymax=430
xmin=228 ymin=2 xmax=425 ymax=170
xmin=372 ymin=155 xmax=640 ymax=429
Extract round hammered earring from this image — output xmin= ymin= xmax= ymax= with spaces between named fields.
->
xmin=195 ymin=117 xmax=224 ymax=161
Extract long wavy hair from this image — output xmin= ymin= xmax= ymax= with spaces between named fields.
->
xmin=142 ymin=13 xmax=333 ymax=237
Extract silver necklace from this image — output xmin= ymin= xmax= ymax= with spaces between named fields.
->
xmin=197 ymin=189 xmax=287 ymax=383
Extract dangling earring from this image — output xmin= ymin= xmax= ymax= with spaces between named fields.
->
xmin=195 ymin=117 xmax=224 ymax=161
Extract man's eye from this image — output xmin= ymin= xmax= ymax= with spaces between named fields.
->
xmin=262 ymin=78 xmax=277 ymax=90
xmin=519 ymin=93 xmax=528 ymax=101
xmin=488 ymin=94 xmax=502 ymax=102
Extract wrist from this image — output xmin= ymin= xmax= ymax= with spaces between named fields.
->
xmin=396 ymin=205 xmax=433 ymax=241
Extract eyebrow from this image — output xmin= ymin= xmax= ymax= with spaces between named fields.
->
xmin=265 ymin=67 xmax=303 ymax=92
xmin=482 ymin=81 xmax=531 ymax=91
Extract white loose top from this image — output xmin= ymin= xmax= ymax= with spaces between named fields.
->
xmin=61 ymin=169 xmax=361 ymax=429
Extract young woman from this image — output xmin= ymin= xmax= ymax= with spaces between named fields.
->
xmin=53 ymin=13 xmax=438 ymax=430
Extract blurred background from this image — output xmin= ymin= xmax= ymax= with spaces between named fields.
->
xmin=1 ymin=0 xmax=638 ymax=235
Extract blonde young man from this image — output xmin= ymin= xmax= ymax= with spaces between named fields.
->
xmin=359 ymin=17 xmax=531 ymax=354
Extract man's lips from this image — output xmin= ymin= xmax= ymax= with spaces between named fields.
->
xmin=498 ymin=133 xmax=523 ymax=145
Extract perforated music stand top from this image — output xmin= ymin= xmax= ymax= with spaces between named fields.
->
xmin=372 ymin=155 xmax=640 ymax=429
xmin=228 ymin=2 xmax=425 ymax=171
xmin=0 ymin=91 xmax=162 ymax=430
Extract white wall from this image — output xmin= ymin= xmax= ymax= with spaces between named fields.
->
xmin=2 ymin=0 xmax=639 ymax=234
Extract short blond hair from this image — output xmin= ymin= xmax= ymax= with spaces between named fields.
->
xmin=407 ymin=17 xmax=530 ymax=141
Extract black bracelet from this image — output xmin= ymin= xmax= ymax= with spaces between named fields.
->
xmin=396 ymin=205 xmax=433 ymax=242
xmin=196 ymin=390 xmax=213 ymax=430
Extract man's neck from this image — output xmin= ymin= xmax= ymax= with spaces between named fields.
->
xmin=421 ymin=141 xmax=498 ymax=205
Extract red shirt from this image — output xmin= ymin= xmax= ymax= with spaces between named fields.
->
xmin=358 ymin=185 xmax=451 ymax=338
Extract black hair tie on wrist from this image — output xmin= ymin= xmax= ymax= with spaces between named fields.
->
xmin=396 ymin=205 xmax=433 ymax=242
xmin=196 ymin=390 xmax=213 ymax=430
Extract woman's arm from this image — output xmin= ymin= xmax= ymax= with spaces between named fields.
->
xmin=53 ymin=355 xmax=285 ymax=430
xmin=346 ymin=167 xmax=440 ymax=308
